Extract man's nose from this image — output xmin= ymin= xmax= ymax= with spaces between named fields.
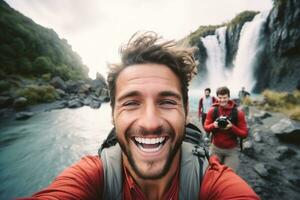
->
xmin=138 ymin=103 xmax=163 ymax=132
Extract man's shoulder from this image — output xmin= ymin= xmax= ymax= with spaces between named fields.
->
xmin=200 ymin=156 xmax=259 ymax=199
xmin=63 ymin=155 xmax=103 ymax=179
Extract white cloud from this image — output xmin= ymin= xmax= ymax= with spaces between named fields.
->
xmin=5 ymin=0 xmax=273 ymax=78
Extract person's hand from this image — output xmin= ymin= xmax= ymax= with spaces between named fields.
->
xmin=213 ymin=121 xmax=219 ymax=128
xmin=224 ymin=119 xmax=233 ymax=130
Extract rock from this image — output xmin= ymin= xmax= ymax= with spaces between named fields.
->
xmin=13 ymin=97 xmax=27 ymax=111
xmin=15 ymin=111 xmax=33 ymax=120
xmin=274 ymin=145 xmax=296 ymax=160
xmin=254 ymin=163 xmax=269 ymax=178
xmin=253 ymin=132 xmax=262 ymax=143
xmin=0 ymin=96 xmax=13 ymax=108
xmin=67 ymin=99 xmax=82 ymax=108
xmin=242 ymin=140 xmax=255 ymax=157
xmin=287 ymin=176 xmax=300 ymax=188
xmin=78 ymin=83 xmax=91 ymax=94
xmin=50 ymin=76 xmax=67 ymax=90
xmin=90 ymin=100 xmax=101 ymax=109
xmin=55 ymin=89 xmax=66 ymax=98
xmin=83 ymin=97 xmax=93 ymax=106
xmin=271 ymin=118 xmax=300 ymax=144
xmin=253 ymin=111 xmax=271 ymax=120
xmin=98 ymin=88 xmax=110 ymax=102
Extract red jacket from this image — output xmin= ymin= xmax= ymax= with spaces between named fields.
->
xmin=204 ymin=100 xmax=248 ymax=149
xmin=18 ymin=155 xmax=259 ymax=200
xmin=198 ymin=96 xmax=217 ymax=118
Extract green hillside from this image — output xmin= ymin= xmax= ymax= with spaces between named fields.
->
xmin=0 ymin=0 xmax=89 ymax=80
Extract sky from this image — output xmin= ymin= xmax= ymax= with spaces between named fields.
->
xmin=5 ymin=0 xmax=273 ymax=78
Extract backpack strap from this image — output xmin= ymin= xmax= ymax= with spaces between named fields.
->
xmin=100 ymin=144 xmax=122 ymax=200
xmin=179 ymin=142 xmax=209 ymax=200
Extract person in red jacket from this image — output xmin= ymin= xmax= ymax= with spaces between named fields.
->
xmin=18 ymin=32 xmax=258 ymax=200
xmin=198 ymin=88 xmax=217 ymax=128
xmin=204 ymin=86 xmax=248 ymax=172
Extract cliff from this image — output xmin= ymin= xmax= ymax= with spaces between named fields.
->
xmin=254 ymin=0 xmax=300 ymax=92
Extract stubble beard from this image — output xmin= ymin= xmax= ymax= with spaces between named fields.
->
xmin=118 ymin=126 xmax=184 ymax=180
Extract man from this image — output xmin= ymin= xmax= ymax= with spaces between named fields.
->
xmin=238 ymin=86 xmax=250 ymax=103
xmin=198 ymin=88 xmax=216 ymax=128
xmin=19 ymin=32 xmax=258 ymax=199
xmin=204 ymin=86 xmax=248 ymax=172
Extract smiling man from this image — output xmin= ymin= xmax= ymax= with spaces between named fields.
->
xmin=19 ymin=32 xmax=259 ymax=200
xmin=204 ymin=86 xmax=248 ymax=172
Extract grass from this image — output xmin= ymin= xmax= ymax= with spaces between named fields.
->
xmin=261 ymin=90 xmax=300 ymax=121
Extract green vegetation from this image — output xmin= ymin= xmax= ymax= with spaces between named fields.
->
xmin=16 ymin=84 xmax=57 ymax=105
xmin=261 ymin=90 xmax=300 ymax=121
xmin=0 ymin=0 xmax=88 ymax=80
xmin=188 ymin=25 xmax=224 ymax=46
xmin=227 ymin=11 xmax=259 ymax=29
xmin=187 ymin=10 xmax=258 ymax=46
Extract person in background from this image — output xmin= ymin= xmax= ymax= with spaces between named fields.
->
xmin=18 ymin=32 xmax=258 ymax=200
xmin=198 ymin=88 xmax=216 ymax=128
xmin=238 ymin=86 xmax=250 ymax=103
xmin=204 ymin=86 xmax=248 ymax=172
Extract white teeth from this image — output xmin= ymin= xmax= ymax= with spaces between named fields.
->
xmin=134 ymin=137 xmax=165 ymax=144
xmin=138 ymin=143 xmax=163 ymax=152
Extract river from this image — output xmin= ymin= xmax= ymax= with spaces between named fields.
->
xmin=0 ymin=104 xmax=113 ymax=199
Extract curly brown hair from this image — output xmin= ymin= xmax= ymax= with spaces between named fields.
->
xmin=107 ymin=31 xmax=197 ymax=113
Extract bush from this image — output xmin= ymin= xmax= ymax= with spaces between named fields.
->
xmin=16 ymin=84 xmax=56 ymax=104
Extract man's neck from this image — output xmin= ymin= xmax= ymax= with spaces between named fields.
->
xmin=124 ymin=151 xmax=181 ymax=200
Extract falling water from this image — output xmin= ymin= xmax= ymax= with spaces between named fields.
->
xmin=229 ymin=11 xmax=270 ymax=94
xmin=193 ymin=11 xmax=270 ymax=98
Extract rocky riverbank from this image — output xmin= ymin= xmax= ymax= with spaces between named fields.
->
xmin=0 ymin=74 xmax=110 ymax=120
xmin=189 ymin=106 xmax=300 ymax=200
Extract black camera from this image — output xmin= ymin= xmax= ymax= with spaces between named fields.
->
xmin=216 ymin=116 xmax=229 ymax=129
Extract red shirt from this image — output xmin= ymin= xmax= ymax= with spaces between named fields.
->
xmin=17 ymin=155 xmax=259 ymax=200
xmin=204 ymin=100 xmax=248 ymax=149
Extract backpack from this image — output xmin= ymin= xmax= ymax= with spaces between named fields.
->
xmin=212 ymin=106 xmax=244 ymax=151
xmin=98 ymin=123 xmax=209 ymax=200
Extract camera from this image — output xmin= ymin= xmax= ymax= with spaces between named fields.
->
xmin=216 ymin=116 xmax=229 ymax=129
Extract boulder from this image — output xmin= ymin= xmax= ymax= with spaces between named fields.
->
xmin=67 ymin=99 xmax=82 ymax=108
xmin=78 ymin=83 xmax=91 ymax=94
xmin=242 ymin=140 xmax=255 ymax=157
xmin=253 ymin=132 xmax=263 ymax=143
xmin=274 ymin=145 xmax=296 ymax=161
xmin=50 ymin=76 xmax=67 ymax=90
xmin=90 ymin=100 xmax=101 ymax=109
xmin=13 ymin=97 xmax=27 ymax=111
xmin=254 ymin=163 xmax=269 ymax=178
xmin=15 ymin=111 xmax=33 ymax=120
xmin=254 ymin=111 xmax=271 ymax=120
xmin=55 ymin=89 xmax=66 ymax=99
xmin=271 ymin=118 xmax=300 ymax=144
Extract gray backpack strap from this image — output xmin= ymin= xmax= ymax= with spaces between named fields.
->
xmin=179 ymin=142 xmax=209 ymax=200
xmin=100 ymin=144 xmax=122 ymax=200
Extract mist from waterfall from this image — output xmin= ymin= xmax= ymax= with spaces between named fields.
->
xmin=190 ymin=11 xmax=269 ymax=99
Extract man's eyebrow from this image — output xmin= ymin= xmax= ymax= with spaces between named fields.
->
xmin=159 ymin=91 xmax=182 ymax=100
xmin=117 ymin=91 xmax=140 ymax=102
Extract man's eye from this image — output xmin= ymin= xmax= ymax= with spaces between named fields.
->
xmin=160 ymin=99 xmax=177 ymax=106
xmin=123 ymin=101 xmax=139 ymax=107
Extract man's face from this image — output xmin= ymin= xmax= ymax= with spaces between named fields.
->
xmin=113 ymin=63 xmax=187 ymax=179
xmin=217 ymin=94 xmax=229 ymax=107
xmin=204 ymin=90 xmax=210 ymax=96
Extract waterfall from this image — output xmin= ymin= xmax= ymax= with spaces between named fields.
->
xmin=229 ymin=11 xmax=270 ymax=95
xmin=193 ymin=11 xmax=269 ymax=98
